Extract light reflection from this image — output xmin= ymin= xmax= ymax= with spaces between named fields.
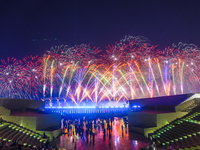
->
xmin=135 ymin=140 xmax=138 ymax=145
xmin=58 ymin=117 xmax=148 ymax=149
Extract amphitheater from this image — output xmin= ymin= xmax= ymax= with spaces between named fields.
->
xmin=1 ymin=93 xmax=200 ymax=149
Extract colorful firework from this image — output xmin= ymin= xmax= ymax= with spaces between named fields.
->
xmin=0 ymin=36 xmax=199 ymax=106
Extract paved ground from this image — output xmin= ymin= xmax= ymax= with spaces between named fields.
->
xmin=57 ymin=117 xmax=150 ymax=150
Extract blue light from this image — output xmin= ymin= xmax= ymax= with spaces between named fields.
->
xmin=45 ymin=106 xmax=97 ymax=109
xmin=132 ymin=105 xmax=140 ymax=108
xmin=45 ymin=105 xmax=129 ymax=109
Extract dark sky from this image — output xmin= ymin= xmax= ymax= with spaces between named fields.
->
xmin=1 ymin=0 xmax=200 ymax=59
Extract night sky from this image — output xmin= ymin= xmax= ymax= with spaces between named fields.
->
xmin=1 ymin=0 xmax=200 ymax=59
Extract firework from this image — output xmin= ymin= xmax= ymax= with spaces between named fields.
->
xmin=0 ymin=36 xmax=199 ymax=106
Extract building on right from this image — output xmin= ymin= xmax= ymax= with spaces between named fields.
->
xmin=128 ymin=93 xmax=200 ymax=149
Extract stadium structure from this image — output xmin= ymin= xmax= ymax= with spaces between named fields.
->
xmin=129 ymin=93 xmax=200 ymax=149
xmin=0 ymin=98 xmax=61 ymax=149
xmin=0 ymin=93 xmax=200 ymax=149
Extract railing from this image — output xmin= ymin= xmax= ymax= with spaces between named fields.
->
xmin=45 ymin=107 xmax=130 ymax=115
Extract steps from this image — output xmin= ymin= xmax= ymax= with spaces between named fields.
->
xmin=149 ymin=105 xmax=200 ymax=149
xmin=0 ymin=119 xmax=48 ymax=149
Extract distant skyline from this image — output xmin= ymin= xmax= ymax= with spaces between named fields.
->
xmin=1 ymin=0 xmax=200 ymax=59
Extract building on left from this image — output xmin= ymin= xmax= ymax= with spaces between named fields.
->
xmin=0 ymin=98 xmax=61 ymax=148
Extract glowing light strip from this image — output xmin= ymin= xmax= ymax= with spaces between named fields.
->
xmin=45 ymin=105 xmax=129 ymax=109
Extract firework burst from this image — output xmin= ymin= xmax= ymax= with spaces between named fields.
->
xmin=0 ymin=36 xmax=199 ymax=106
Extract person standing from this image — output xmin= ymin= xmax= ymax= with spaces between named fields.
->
xmin=18 ymin=139 xmax=22 ymax=150
xmin=0 ymin=140 xmax=3 ymax=148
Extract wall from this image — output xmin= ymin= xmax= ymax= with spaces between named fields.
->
xmin=0 ymin=98 xmax=45 ymax=110
xmin=38 ymin=128 xmax=62 ymax=141
xmin=144 ymin=127 xmax=158 ymax=137
xmin=36 ymin=113 xmax=61 ymax=131
xmin=156 ymin=112 xmax=187 ymax=128
xmin=0 ymin=106 xmax=10 ymax=116
xmin=129 ymin=94 xmax=189 ymax=108
xmin=176 ymin=98 xmax=200 ymax=112
xmin=129 ymin=126 xmax=146 ymax=135
xmin=128 ymin=112 xmax=157 ymax=128
xmin=128 ymin=111 xmax=188 ymax=137
xmin=1 ymin=115 xmax=37 ymax=131
xmin=1 ymin=106 xmax=61 ymax=141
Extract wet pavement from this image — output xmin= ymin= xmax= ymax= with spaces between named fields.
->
xmin=57 ymin=117 xmax=150 ymax=150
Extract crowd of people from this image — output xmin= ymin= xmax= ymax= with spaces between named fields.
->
xmin=0 ymin=116 xmax=152 ymax=150
xmin=61 ymin=116 xmax=155 ymax=150
xmin=62 ymin=116 xmax=129 ymax=148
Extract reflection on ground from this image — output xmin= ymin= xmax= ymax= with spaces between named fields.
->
xmin=57 ymin=117 xmax=149 ymax=150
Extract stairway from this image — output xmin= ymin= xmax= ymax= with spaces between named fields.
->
xmin=149 ymin=105 xmax=200 ymax=149
xmin=0 ymin=119 xmax=49 ymax=149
